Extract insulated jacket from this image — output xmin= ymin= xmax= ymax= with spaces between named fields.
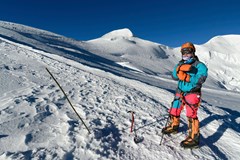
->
xmin=172 ymin=57 xmax=208 ymax=93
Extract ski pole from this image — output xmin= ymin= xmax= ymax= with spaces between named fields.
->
xmin=46 ymin=67 xmax=91 ymax=134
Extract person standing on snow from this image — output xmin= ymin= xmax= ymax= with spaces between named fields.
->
xmin=162 ymin=42 xmax=208 ymax=148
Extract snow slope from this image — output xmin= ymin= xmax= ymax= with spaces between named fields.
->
xmin=0 ymin=21 xmax=240 ymax=160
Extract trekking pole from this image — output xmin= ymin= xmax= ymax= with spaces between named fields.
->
xmin=46 ymin=68 xmax=91 ymax=134
xmin=160 ymin=104 xmax=173 ymax=145
xmin=159 ymin=114 xmax=171 ymax=145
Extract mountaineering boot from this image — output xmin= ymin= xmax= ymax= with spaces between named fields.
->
xmin=180 ymin=117 xmax=200 ymax=149
xmin=162 ymin=115 xmax=180 ymax=134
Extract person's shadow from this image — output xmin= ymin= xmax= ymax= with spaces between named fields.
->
xmin=200 ymin=101 xmax=240 ymax=160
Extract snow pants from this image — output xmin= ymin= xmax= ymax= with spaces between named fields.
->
xmin=169 ymin=92 xmax=201 ymax=118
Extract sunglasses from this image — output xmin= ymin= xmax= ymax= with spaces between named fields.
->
xmin=181 ymin=48 xmax=194 ymax=55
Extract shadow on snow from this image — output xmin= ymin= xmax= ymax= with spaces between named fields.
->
xmin=93 ymin=119 xmax=122 ymax=159
xmin=200 ymin=101 xmax=240 ymax=160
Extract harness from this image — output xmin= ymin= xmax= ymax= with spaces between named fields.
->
xmin=174 ymin=90 xmax=201 ymax=117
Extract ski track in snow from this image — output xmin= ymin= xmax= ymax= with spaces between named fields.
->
xmin=0 ymin=37 xmax=240 ymax=159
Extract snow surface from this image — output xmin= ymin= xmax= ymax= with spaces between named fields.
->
xmin=101 ymin=28 xmax=133 ymax=40
xmin=0 ymin=21 xmax=240 ymax=160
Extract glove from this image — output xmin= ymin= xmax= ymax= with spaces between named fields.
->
xmin=177 ymin=64 xmax=192 ymax=72
xmin=177 ymin=70 xmax=190 ymax=82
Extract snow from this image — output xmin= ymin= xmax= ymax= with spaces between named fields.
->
xmin=0 ymin=21 xmax=240 ymax=159
xmin=116 ymin=62 xmax=143 ymax=73
xmin=101 ymin=28 xmax=133 ymax=40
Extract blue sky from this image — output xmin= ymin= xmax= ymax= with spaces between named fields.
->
xmin=1 ymin=0 xmax=240 ymax=47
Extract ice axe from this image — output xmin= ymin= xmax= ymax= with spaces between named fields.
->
xmin=127 ymin=111 xmax=135 ymax=133
xmin=127 ymin=111 xmax=144 ymax=143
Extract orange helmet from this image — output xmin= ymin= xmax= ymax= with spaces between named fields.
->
xmin=181 ymin=42 xmax=195 ymax=53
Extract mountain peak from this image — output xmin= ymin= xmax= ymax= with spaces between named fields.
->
xmin=101 ymin=28 xmax=133 ymax=39
xmin=206 ymin=34 xmax=240 ymax=45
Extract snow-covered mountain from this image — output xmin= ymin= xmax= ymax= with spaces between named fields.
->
xmin=0 ymin=21 xmax=240 ymax=159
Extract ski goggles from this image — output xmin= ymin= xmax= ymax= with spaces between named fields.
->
xmin=181 ymin=48 xmax=194 ymax=55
